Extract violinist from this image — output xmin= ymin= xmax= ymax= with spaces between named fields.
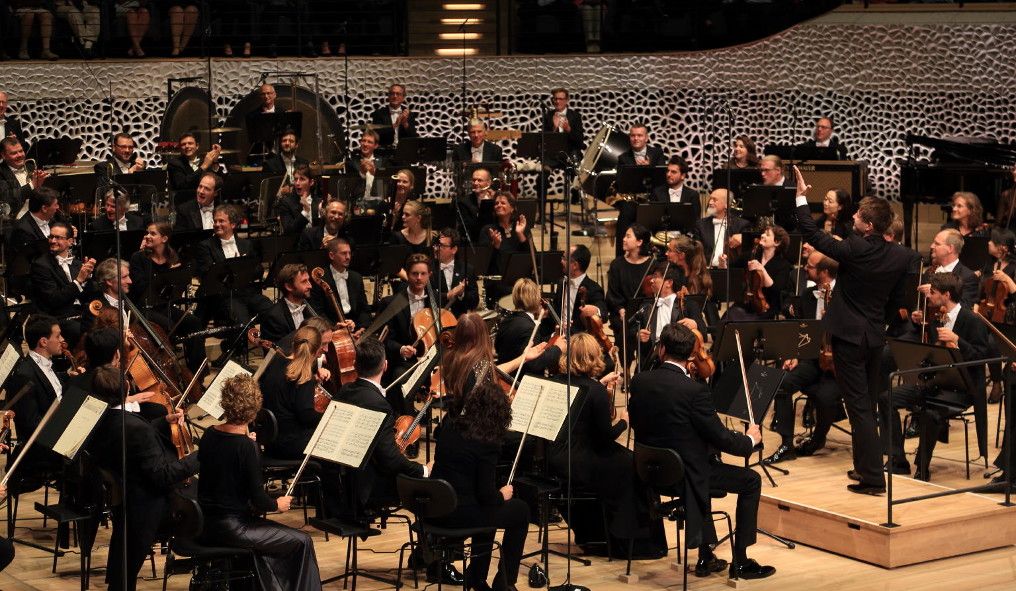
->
xmin=296 ymin=198 xmax=350 ymax=251
xmin=693 ymin=188 xmax=750 ymax=268
xmin=455 ymin=167 xmax=495 ymax=242
xmin=258 ymin=263 xmax=320 ymax=345
xmin=982 ymin=228 xmax=1016 ymax=402
xmin=666 ymin=234 xmax=712 ymax=297
xmin=923 ymin=229 xmax=979 ymax=308
xmin=441 ymin=312 xmax=548 ymax=400
xmin=480 ymin=191 xmax=530 ymax=303
xmin=942 ymin=191 xmax=989 ymax=239
xmin=720 ymin=224 xmax=791 ymax=321
xmin=765 ymin=252 xmax=843 ymax=465
xmin=817 ymin=189 xmax=853 ymax=239
xmin=308 ymin=237 xmax=371 ymax=329
xmin=431 ymin=227 xmax=479 ymax=317
xmin=878 ymin=272 xmax=990 ymax=481
xmin=554 ymin=244 xmax=607 ymax=330
xmin=71 ymin=326 xmax=166 ymax=420
xmin=548 ymin=333 xmax=668 ymax=559
xmin=494 ymin=278 xmax=563 ymax=377
xmin=87 ymin=364 xmax=199 ymax=591
xmin=379 ymin=253 xmax=434 ymax=414
xmin=391 ymin=200 xmax=436 ymax=256
xmin=274 ymin=163 xmax=323 ymax=236
xmin=28 ymin=220 xmax=96 ymax=348
xmin=605 ymin=224 xmax=654 ymax=350
xmin=632 ymin=262 xmax=704 ymax=370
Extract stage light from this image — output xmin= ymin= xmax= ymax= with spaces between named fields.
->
xmin=439 ymin=33 xmax=481 ymax=40
xmin=440 ymin=18 xmax=482 ymax=25
xmin=442 ymin=3 xmax=484 ymax=9
xmin=435 ymin=48 xmax=479 ymax=56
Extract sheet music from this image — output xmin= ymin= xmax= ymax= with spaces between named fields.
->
xmin=509 ymin=376 xmax=576 ymax=441
xmin=198 ymin=361 xmax=252 ymax=420
xmin=401 ymin=345 xmax=438 ymax=397
xmin=0 ymin=344 xmax=19 ymax=387
xmin=52 ymin=396 xmax=107 ymax=458
xmin=303 ymin=400 xmax=386 ymax=468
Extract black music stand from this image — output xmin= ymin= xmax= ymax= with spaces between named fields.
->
xmin=349 ymin=244 xmax=411 ymax=279
xmin=634 ymin=202 xmax=696 ymax=234
xmin=257 ymin=234 xmax=298 ymax=265
xmin=28 ymin=138 xmax=82 ymax=167
xmin=202 ymin=256 xmax=262 ymax=327
xmin=616 ymin=166 xmax=666 ymax=195
xmin=959 ymin=236 xmax=990 ymax=273
xmin=345 ymin=214 xmax=385 ymax=245
xmin=393 ymin=137 xmax=448 ymax=165
xmin=459 ymin=245 xmax=494 ymax=277
xmin=517 ymin=132 xmax=568 ymax=165
xmin=500 ymin=253 xmax=535 ymax=289
xmin=517 ymin=199 xmax=539 ymax=226
xmin=709 ymin=269 xmax=747 ymax=307
xmin=794 ymin=145 xmax=842 ymax=161
xmin=45 ymin=172 xmax=98 ymax=211
xmin=742 ymin=185 xmax=798 ymax=230
xmin=81 ymin=230 xmax=146 ymax=261
xmin=247 ymin=112 xmax=303 ymax=147
xmin=888 ymin=339 xmax=969 ymax=393
xmin=427 ymin=202 xmax=457 ymax=232
xmin=537 ymin=251 xmax=565 ymax=286
xmin=711 ymin=167 xmax=762 ymax=193
xmin=143 ymin=265 xmax=194 ymax=323
xmin=266 ymin=249 xmax=330 ymax=288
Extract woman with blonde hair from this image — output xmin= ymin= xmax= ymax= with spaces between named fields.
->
xmin=493 ymin=278 xmax=563 ymax=378
xmin=392 ymin=199 xmax=435 ymax=255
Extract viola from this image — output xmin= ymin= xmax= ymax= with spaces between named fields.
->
xmin=576 ymin=286 xmax=614 ymax=356
xmin=676 ymin=287 xmax=715 ymax=379
xmin=309 ymin=267 xmax=358 ymax=388
xmin=745 ymin=243 xmax=770 ymax=315
xmin=978 ymin=262 xmax=1009 ymax=324
xmin=247 ymin=328 xmax=333 ymax=414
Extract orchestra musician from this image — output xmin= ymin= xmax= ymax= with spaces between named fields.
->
xmin=983 ymin=228 xmax=1016 ymax=403
xmin=166 ymin=131 xmax=222 ymax=207
xmin=389 ymin=168 xmax=417 ymax=226
xmin=8 ymin=186 xmax=61 ymax=259
xmin=198 ymin=374 xmax=323 ymax=591
xmin=29 ymin=221 xmax=96 ymax=348
xmin=666 ymin=234 xmax=712 ymax=297
xmin=554 ymin=244 xmax=607 ymax=330
xmin=720 ymin=224 xmax=792 ymax=321
xmin=606 ymin=224 xmax=654 ymax=353
xmin=942 ymin=191 xmax=989 ymax=238
xmin=453 ymin=118 xmax=503 ymax=164
xmin=274 ymin=164 xmax=323 ymax=235
xmin=296 ymin=198 xmax=349 ymax=251
xmin=391 ymin=200 xmax=435 ymax=256
xmin=430 ymin=227 xmax=479 ymax=316
xmin=694 ymin=188 xmax=750 ymax=268
xmin=379 ymin=253 xmax=434 ymax=413
xmin=263 ymin=129 xmax=309 ymax=184
xmin=632 ymin=263 xmax=705 ymax=370
xmin=440 ymin=312 xmax=547 ymax=399
xmin=88 ymin=189 xmax=145 ymax=231
xmin=88 ymin=365 xmax=200 ymax=591
xmin=614 ymin=123 xmax=667 ymax=256
xmin=817 ymin=189 xmax=854 ymax=238
xmin=727 ymin=135 xmax=759 ymax=169
xmin=370 ymin=83 xmax=418 ymax=146
xmin=923 ymin=229 xmax=979 ymax=308
xmin=174 ymin=171 xmax=219 ymax=231
xmin=258 ymin=263 xmax=319 ymax=344
xmin=494 ymin=278 xmax=563 ymax=377
xmin=0 ymin=137 xmax=47 ymax=213
xmin=541 ymin=87 xmax=585 ymax=160
xmin=479 ymin=192 xmax=530 ymax=303
xmin=95 ymin=132 xmax=146 ymax=181
xmin=759 ymin=155 xmax=794 ymax=189
xmin=308 ymin=237 xmax=371 ymax=329
xmin=456 ymin=166 xmax=495 ymax=242
xmin=797 ymin=116 xmax=849 ymax=160
xmin=651 ymin=155 xmax=701 ymax=221
xmin=349 ymin=129 xmax=384 ymax=201
xmin=0 ymin=90 xmax=29 ymax=149
xmin=628 ymin=323 xmax=775 ymax=580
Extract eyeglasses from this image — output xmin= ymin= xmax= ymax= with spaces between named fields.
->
xmin=49 ymin=234 xmax=70 ymax=241
xmin=435 ymin=243 xmax=454 ymax=249
xmin=816 ymin=124 xmax=832 ymax=130
xmin=760 ymin=167 xmax=777 ymax=173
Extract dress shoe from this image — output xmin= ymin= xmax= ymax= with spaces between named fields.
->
xmin=694 ymin=555 xmax=728 ymax=577
xmin=426 ymin=562 xmax=465 ymax=585
xmin=904 ymin=421 xmax=919 ymax=439
xmin=794 ymin=436 xmax=826 ymax=457
xmin=847 ymin=469 xmax=861 ymax=482
xmin=913 ymin=466 xmax=930 ymax=482
xmin=762 ymin=443 xmax=796 ymax=465
xmin=990 ymin=474 xmax=1015 ymax=492
xmin=885 ymin=460 xmax=911 ymax=475
xmin=989 ymin=381 xmax=1003 ymax=404
xmin=847 ymin=482 xmax=886 ymax=495
xmin=728 ymin=558 xmax=776 ymax=580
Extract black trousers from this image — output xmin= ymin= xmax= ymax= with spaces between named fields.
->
xmin=0 ymin=535 xmax=14 ymax=573
xmin=107 ymin=493 xmax=168 ymax=591
xmin=431 ymin=498 xmax=529 ymax=589
xmin=832 ymin=335 xmax=885 ymax=487
xmin=707 ymin=462 xmax=761 ymax=553
xmin=880 ymin=385 xmax=964 ymax=474
xmin=203 ymin=514 xmax=321 ymax=591
xmin=772 ymin=359 xmax=841 ymax=444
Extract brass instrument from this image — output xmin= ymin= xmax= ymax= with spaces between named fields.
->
xmin=603 ymin=180 xmax=647 ymax=207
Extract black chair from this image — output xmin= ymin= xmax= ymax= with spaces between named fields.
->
xmin=514 ymin=472 xmax=609 ymax=571
xmin=395 ymin=475 xmax=500 ymax=591
xmin=161 ymin=493 xmax=255 ymax=591
xmin=251 ymin=408 xmax=325 ymax=527
xmin=308 ymin=516 xmax=385 ymax=590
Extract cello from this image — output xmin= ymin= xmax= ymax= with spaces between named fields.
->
xmin=309 ymin=267 xmax=358 ymax=387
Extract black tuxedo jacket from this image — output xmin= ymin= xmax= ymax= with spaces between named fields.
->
xmin=347 ymin=153 xmax=387 ymax=197
xmin=430 ymin=260 xmax=479 ymax=317
xmin=552 ymin=275 xmax=607 ymax=328
xmin=628 ymin=362 xmax=754 ymax=547
xmin=3 ymin=115 xmax=28 ymax=151
xmin=943 ymin=263 xmax=980 ymax=309
xmin=796 ymin=203 xmax=912 ymax=346
xmin=337 ymin=378 xmax=425 ymax=512
xmin=8 ymin=213 xmax=49 ymax=257
xmin=541 ymin=108 xmax=585 ymax=156
xmin=258 ymin=298 xmax=319 ymax=345
xmin=494 ymin=311 xmax=561 ymax=376
xmin=273 ymin=193 xmax=322 ymax=236
xmin=8 ymin=355 xmax=66 ymax=450
xmin=174 ymin=199 xmax=214 ymax=231
xmin=951 ymin=305 xmax=991 ymax=454
xmin=651 ymin=184 xmax=701 ymax=221
xmin=87 ymin=212 xmax=145 ymax=232
xmin=308 ymin=266 xmax=371 ymax=329
xmin=617 ymin=145 xmax=667 ymax=168
xmin=262 ymin=153 xmax=310 ymax=177
xmin=30 ymin=252 xmax=89 ymax=317
xmin=370 ymin=105 xmax=419 ymax=140
xmin=452 ymin=141 xmax=503 ymax=164
xmin=0 ymin=162 xmax=28 ymax=213
xmin=632 ymin=294 xmax=706 ymax=368
xmin=693 ymin=215 xmax=751 ymax=264
xmin=295 ymin=223 xmax=351 ymax=251
xmin=193 ymin=235 xmax=258 ymax=295
xmin=379 ymin=292 xmax=431 ymax=366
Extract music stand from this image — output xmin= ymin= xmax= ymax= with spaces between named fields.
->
xmin=516 ymin=132 xmax=568 ymax=164
xmin=81 ymin=229 xmax=146 ymax=261
xmin=202 ymin=256 xmax=262 ymax=319
xmin=170 ymin=229 xmax=214 ymax=264
xmin=537 ymin=251 xmax=565 ymax=286
xmin=634 ymin=202 xmax=696 ymax=234
xmin=45 ymin=172 xmax=98 ymax=210
xmin=257 ymin=235 xmax=299 ymax=270
xmin=379 ymin=166 xmax=428 ymax=199
xmin=246 ymin=112 xmax=303 ymax=147
xmin=500 ymin=253 xmax=535 ymax=289
xmin=345 ymin=214 xmax=385 ymax=245
xmin=460 ymin=245 xmax=494 ymax=276
xmin=794 ymin=145 xmax=842 ymax=161
xmin=616 ymin=166 xmax=666 ymax=195
xmin=959 ymin=236 xmax=990 ymax=273
xmin=888 ymin=339 xmax=969 ymax=393
xmin=266 ymin=249 xmax=330 ymax=289
xmin=723 ymin=362 xmax=786 ymax=430
xmin=393 ymin=137 xmax=448 ymax=165
xmin=516 ymin=199 xmax=539 ymax=225
xmin=143 ymin=265 xmax=194 ymax=310
xmin=27 ymin=138 xmax=81 ymax=167
xmin=741 ymin=185 xmax=795 ymax=218
xmin=349 ymin=244 xmax=411 ymax=279
xmin=426 ymin=202 xmax=457 ymax=232
xmin=711 ymin=167 xmax=762 ymax=193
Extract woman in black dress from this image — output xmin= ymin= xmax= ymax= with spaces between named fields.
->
xmin=727 ymin=135 xmax=760 ymax=169
xmin=606 ymin=223 xmax=655 ymax=356
xmin=721 ymin=224 xmax=791 ymax=320
xmin=392 ymin=200 xmax=436 ymax=256
xmin=943 ymin=191 xmax=989 ymax=238
xmin=198 ymin=374 xmax=322 ymax=591
xmin=480 ymin=192 xmax=531 ymax=304
xmin=817 ymin=188 xmax=854 ymax=238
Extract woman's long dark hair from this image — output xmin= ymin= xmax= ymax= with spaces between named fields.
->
xmin=454 ymin=381 xmax=511 ymax=445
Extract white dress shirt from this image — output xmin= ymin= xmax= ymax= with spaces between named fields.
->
xmin=813 ymin=279 xmax=836 ymax=320
xmin=362 ymin=157 xmax=375 ymax=199
xmin=389 ymin=108 xmax=403 ymax=144
xmin=29 ymin=350 xmax=63 ymax=399
xmin=654 ymin=293 xmax=677 ymax=340
xmin=200 ymin=204 xmax=215 ymax=230
xmin=408 ymin=289 xmax=427 ymax=316
xmin=286 ymin=298 xmax=307 ymax=328
xmin=440 ymin=262 xmax=455 ymax=294
xmin=12 ymin=166 xmax=29 ymax=187
xmin=331 ymin=266 xmax=352 ymax=314
xmin=31 ymin=212 xmax=51 ymax=237
xmin=710 ymin=217 xmax=728 ymax=267
xmin=668 ymin=185 xmax=685 ymax=203
xmin=471 ymin=144 xmax=483 ymax=163
xmin=936 ymin=259 xmax=959 ymax=274
xmin=114 ymin=158 xmax=132 ymax=174
xmin=220 ymin=237 xmax=239 ymax=258
xmin=566 ymin=273 xmax=586 ymax=316
xmin=942 ymin=302 xmax=961 ymax=331
xmin=553 ymin=109 xmax=568 ymax=132
xmin=189 ymin=156 xmax=201 ymax=171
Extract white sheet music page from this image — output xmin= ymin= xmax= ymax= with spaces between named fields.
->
xmin=53 ymin=396 xmax=108 ymax=458
xmin=401 ymin=344 xmax=438 ymax=398
xmin=198 ymin=361 xmax=252 ymax=420
xmin=508 ymin=375 xmax=576 ymax=441
xmin=304 ymin=400 xmax=386 ymax=469
xmin=0 ymin=343 xmax=20 ymax=387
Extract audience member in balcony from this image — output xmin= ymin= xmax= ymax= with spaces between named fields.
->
xmin=12 ymin=0 xmax=59 ymax=60
xmin=168 ymin=1 xmax=200 ymax=56
xmin=116 ymin=1 xmax=151 ymax=58
xmin=54 ymin=1 xmax=100 ymax=58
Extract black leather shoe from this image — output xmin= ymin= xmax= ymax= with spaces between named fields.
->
xmin=989 ymin=381 xmax=1003 ymax=404
xmin=794 ymin=436 xmax=826 ymax=457
xmin=913 ymin=466 xmax=930 ymax=482
xmin=847 ymin=482 xmax=886 ymax=495
xmin=885 ymin=460 xmax=911 ymax=475
xmin=728 ymin=558 xmax=775 ymax=580
xmin=762 ymin=443 xmax=796 ymax=465
xmin=847 ymin=469 xmax=861 ymax=482
xmin=694 ymin=555 xmax=728 ymax=577
xmin=426 ymin=562 xmax=465 ymax=585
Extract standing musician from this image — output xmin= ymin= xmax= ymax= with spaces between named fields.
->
xmin=88 ymin=190 xmax=145 ymax=231
xmin=453 ymin=118 xmax=503 ymax=164
xmin=628 ymin=323 xmax=774 ymax=580
xmin=193 ymin=204 xmax=272 ymax=327
xmin=258 ymin=263 xmax=319 ymax=344
xmin=198 ymin=374 xmax=323 ymax=591
xmin=942 ymin=191 xmax=989 ymax=238
xmin=88 ymin=365 xmax=199 ymax=591
xmin=8 ymin=186 xmax=60 ymax=255
xmin=29 ymin=221 xmax=96 ymax=348
xmin=494 ymin=278 xmax=563 ymax=377
xmin=633 ymin=263 xmax=705 ymax=370
xmin=391 ymin=200 xmax=435 ymax=256
xmin=166 ymin=132 xmax=222 ymax=207
xmin=0 ymin=137 xmax=47 ymax=213
xmin=923 ymin=229 xmax=979 ymax=308
xmin=554 ymin=244 xmax=607 ymax=331
xmin=548 ymin=333 xmax=668 ymax=558
xmin=370 ymin=83 xmax=418 ymax=146
xmin=614 ymin=123 xmax=667 ymax=256
xmin=379 ymin=253 xmax=434 ymax=413
xmin=666 ymin=234 xmax=712 ymax=297
xmin=794 ymin=168 xmax=914 ymax=495
xmin=349 ymin=129 xmax=384 ymax=201
xmin=878 ymin=272 xmax=990 ymax=481
xmin=541 ymin=87 xmax=584 ymax=161
xmin=309 ymin=237 xmax=371 ymax=329
xmin=651 ymin=155 xmax=701 ymax=221
xmin=694 ymin=188 xmax=750 ymax=268
xmin=456 ymin=166 xmax=495 ymax=242
xmin=431 ymin=227 xmax=479 ymax=317
xmin=275 ymin=164 xmax=323 ymax=236
xmin=765 ymin=251 xmax=843 ymax=465
xmin=297 ymin=198 xmax=349 ymax=251
xmin=720 ymin=224 xmax=792 ymax=321
xmin=606 ymin=224 xmax=654 ymax=354
xmin=262 ymin=129 xmax=308 ymax=184
xmin=174 ymin=171 xmax=220 ymax=231
xmin=479 ymin=192 xmax=530 ymax=303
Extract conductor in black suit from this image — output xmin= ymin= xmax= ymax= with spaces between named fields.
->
xmin=174 ymin=171 xmax=220 ymax=231
xmin=87 ymin=190 xmax=145 ymax=232
xmin=308 ymin=237 xmax=371 ymax=329
xmin=796 ymin=117 xmax=849 ymax=161
xmin=370 ymin=83 xmax=419 ymax=146
xmin=452 ymin=120 xmax=503 ymax=164
xmin=694 ymin=189 xmax=751 ymax=268
xmin=614 ymin=123 xmax=667 ymax=256
xmin=258 ymin=263 xmax=320 ymax=345
xmin=650 ymin=155 xmax=701 ymax=223
xmin=794 ymin=168 xmax=913 ymax=494
xmin=167 ymin=132 xmax=222 ymax=207
xmin=628 ymin=323 xmax=774 ymax=580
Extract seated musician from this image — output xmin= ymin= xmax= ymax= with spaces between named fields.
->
xmin=479 ymin=192 xmax=530 ymax=303
xmin=167 ymin=132 xmax=222 ymax=207
xmin=0 ymin=137 xmax=47 ymax=214
xmin=632 ymin=262 xmax=705 ymax=371
xmin=554 ymin=244 xmax=606 ymax=332
xmin=263 ymin=129 xmax=308 ymax=184
xmin=720 ymin=224 xmax=792 ymax=321
xmin=386 ymin=168 xmax=418 ymax=230
xmin=69 ymin=326 xmax=156 ymax=417
xmin=797 ymin=116 xmax=849 ymax=161
xmin=88 ymin=189 xmax=145 ymax=232
xmin=296 ymin=198 xmax=348 ymax=251
xmin=193 ymin=204 xmax=271 ymax=327
xmin=548 ymin=332 xmax=667 ymax=558
xmin=879 ymin=272 xmax=990 ymax=481
xmin=605 ymin=224 xmax=654 ymax=353
xmin=727 ymin=135 xmax=760 ymax=169
xmin=453 ymin=118 xmax=503 ymax=164
xmin=378 ymin=253 xmax=434 ymax=414
xmin=430 ymin=227 xmax=478 ymax=317
xmin=764 ymin=252 xmax=844 ymax=465
xmin=817 ymin=189 xmax=854 ymax=239
xmin=129 ymin=222 xmax=206 ymax=371
xmin=442 ymin=312 xmax=548 ymax=399
xmin=29 ymin=221 xmax=97 ymax=347
xmin=88 ymin=365 xmax=200 ymax=591
xmin=308 ymin=237 xmax=370 ymax=330
xmin=983 ymin=228 xmax=1016 ymax=403
xmin=666 ymin=234 xmax=712 ymax=297
xmin=494 ymin=278 xmax=563 ymax=377
xmin=198 ymin=374 xmax=323 ymax=591
xmin=694 ymin=188 xmax=750 ymax=268
xmin=349 ymin=129 xmax=385 ymax=202
xmin=942 ymin=191 xmax=989 ymax=239
xmin=922 ymin=229 xmax=979 ymax=308
xmin=8 ymin=187 xmax=60 ymax=255
xmin=392 ymin=200 xmax=435 ymax=256
xmin=614 ymin=123 xmax=667 ymax=256
xmin=174 ymin=171 xmax=219 ymax=231
xmin=759 ymin=155 xmax=794 ymax=189
xmin=275 ymin=164 xmax=323 ymax=236
xmin=651 ymin=155 xmax=701 ymax=220
xmin=455 ymin=166 xmax=495 ymax=242
xmin=95 ymin=132 xmax=146 ymax=180
xmin=628 ymin=323 xmax=775 ymax=580
xmin=370 ymin=83 xmax=418 ymax=145
xmin=259 ymin=263 xmax=319 ymax=344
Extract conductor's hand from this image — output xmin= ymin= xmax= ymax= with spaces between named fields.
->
xmin=638 ymin=328 xmax=651 ymax=343
xmin=400 ymin=345 xmax=417 ymax=359
xmin=746 ymin=424 xmax=763 ymax=447
xmin=276 ymin=496 xmax=293 ymax=512
xmin=793 ymin=165 xmax=811 ymax=197
xmin=77 ymin=257 xmax=96 ymax=283
xmin=500 ymin=484 xmax=514 ymax=501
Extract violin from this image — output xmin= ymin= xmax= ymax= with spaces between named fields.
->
xmin=818 ymin=282 xmax=836 ymax=375
xmin=247 ymin=328 xmax=333 ymax=414
xmin=979 ymin=261 xmax=1009 ymax=324
xmin=576 ymin=286 xmax=614 ymax=356
xmin=745 ymin=243 xmax=770 ymax=315
xmin=0 ymin=410 xmax=14 ymax=447
xmin=309 ymin=267 xmax=358 ymax=388
xmin=676 ymin=287 xmax=715 ymax=379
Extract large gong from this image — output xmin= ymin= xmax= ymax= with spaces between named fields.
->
xmin=159 ymin=86 xmax=213 ymax=147
xmin=224 ymin=85 xmax=345 ymax=166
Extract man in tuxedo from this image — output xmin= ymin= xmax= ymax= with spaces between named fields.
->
xmin=494 ymin=278 xmax=563 ymax=376
xmin=29 ymin=221 xmax=96 ymax=347
xmin=694 ymin=189 xmax=751 ymax=268
xmin=797 ymin=117 xmax=849 ymax=161
xmin=296 ymin=199 xmax=350 ymax=251
xmin=378 ymin=254 xmax=434 ymax=412
xmin=760 ymin=155 xmax=795 ymax=189
xmin=0 ymin=137 xmax=47 ymax=214
xmin=370 ymin=83 xmax=418 ymax=147
xmin=628 ymin=323 xmax=774 ymax=580
xmin=308 ymin=237 xmax=370 ymax=329
xmin=167 ymin=132 xmax=221 ymax=207
xmin=879 ymin=272 xmax=990 ymax=481
xmin=349 ymin=130 xmax=385 ymax=200
xmin=87 ymin=190 xmax=145 ymax=232
xmin=922 ymin=228 xmax=979 ymax=308
xmin=553 ymin=244 xmax=606 ymax=330
xmin=765 ymin=252 xmax=843 ymax=464
xmin=455 ymin=167 xmax=494 ymax=242
xmin=651 ymin=155 xmax=701 ymax=227
xmin=95 ymin=132 xmax=145 ymax=185
xmin=273 ymin=163 xmax=322 ymax=236
xmin=542 ymin=87 xmax=584 ymax=159
xmin=614 ymin=123 xmax=667 ymax=256
xmin=794 ymin=170 xmax=913 ymax=495
xmin=174 ymin=171 xmax=219 ymax=231
xmin=258 ymin=263 xmax=319 ymax=344
xmin=8 ymin=187 xmax=60 ymax=257
xmin=0 ymin=91 xmax=28 ymax=150
xmin=262 ymin=129 xmax=308 ymax=184
xmin=632 ymin=263 xmax=704 ymax=370
xmin=430 ymin=228 xmax=478 ymax=317
xmin=453 ymin=120 xmax=503 ymax=164
xmin=194 ymin=204 xmax=271 ymax=327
